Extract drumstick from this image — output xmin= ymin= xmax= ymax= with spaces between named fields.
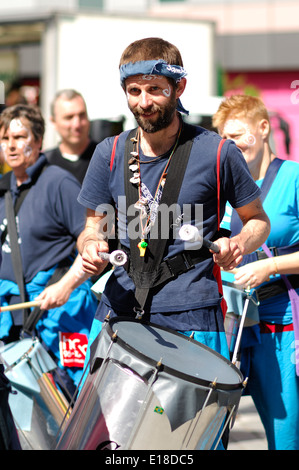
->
xmin=179 ymin=225 xmax=220 ymax=253
xmin=0 ymin=300 xmax=41 ymax=312
xmin=232 ymin=291 xmax=251 ymax=365
xmin=98 ymin=249 xmax=128 ymax=267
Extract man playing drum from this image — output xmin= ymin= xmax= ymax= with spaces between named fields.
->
xmin=77 ymin=37 xmax=270 ymax=446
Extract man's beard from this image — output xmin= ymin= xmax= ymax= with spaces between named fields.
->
xmin=130 ymin=94 xmax=178 ymax=133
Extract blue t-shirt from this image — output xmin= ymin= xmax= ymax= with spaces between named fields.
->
xmin=221 ymin=159 xmax=299 ymax=324
xmin=79 ymin=126 xmax=260 ymax=328
xmin=0 ymin=154 xmax=86 ymax=283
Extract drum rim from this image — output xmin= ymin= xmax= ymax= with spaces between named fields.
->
xmin=106 ymin=317 xmax=244 ymax=391
xmin=1 ymin=337 xmax=39 ymax=370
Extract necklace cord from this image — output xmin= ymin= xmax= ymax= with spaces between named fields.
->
xmin=132 ymin=124 xmax=183 ymax=238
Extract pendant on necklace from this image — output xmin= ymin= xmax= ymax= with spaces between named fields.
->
xmin=137 ymin=239 xmax=148 ymax=257
xmin=134 ymin=197 xmax=148 ymax=219
xmin=129 ymin=163 xmax=139 ymax=172
xmin=128 ymin=156 xmax=137 ymax=165
xmin=142 ymin=222 xmax=152 ymax=236
xmin=130 ymin=175 xmax=140 ymax=184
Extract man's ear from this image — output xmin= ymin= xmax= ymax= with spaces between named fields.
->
xmin=176 ymin=77 xmax=187 ymax=99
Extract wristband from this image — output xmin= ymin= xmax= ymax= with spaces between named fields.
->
xmin=272 ymin=257 xmax=279 ymax=274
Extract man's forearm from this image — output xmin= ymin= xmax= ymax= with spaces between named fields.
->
xmin=77 ymin=209 xmax=112 ymax=255
xmin=77 ymin=210 xmax=110 ymax=275
xmin=213 ymin=199 xmax=270 ymax=271
xmin=233 ymin=198 xmax=271 ymax=255
xmin=60 ymin=254 xmax=90 ymax=289
xmin=77 ymin=226 xmax=99 ymax=255
xmin=232 ymin=212 xmax=271 ymax=256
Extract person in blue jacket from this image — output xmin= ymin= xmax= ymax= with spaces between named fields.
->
xmin=0 ymin=239 xmax=21 ymax=450
xmin=0 ymin=104 xmax=98 ymax=394
xmin=213 ymin=94 xmax=299 ymax=450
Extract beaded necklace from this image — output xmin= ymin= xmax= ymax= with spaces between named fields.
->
xmin=128 ymin=124 xmax=182 ymax=256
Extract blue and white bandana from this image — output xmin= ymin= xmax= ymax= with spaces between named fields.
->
xmin=119 ymin=59 xmax=189 ymax=115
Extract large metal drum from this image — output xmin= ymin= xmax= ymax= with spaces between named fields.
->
xmin=1 ymin=338 xmax=70 ymax=450
xmin=57 ymin=318 xmax=245 ymax=450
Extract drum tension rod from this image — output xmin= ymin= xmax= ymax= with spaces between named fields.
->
xmin=242 ymin=377 xmax=248 ymax=388
xmin=209 ymin=377 xmax=218 ymax=389
xmin=202 ymin=378 xmax=217 ymax=414
xmin=212 ymin=404 xmax=237 ymax=450
xmin=104 ymin=312 xmax=118 ymax=342
xmin=183 ymin=375 xmax=218 ymax=449
xmin=104 ymin=312 xmax=111 ymax=322
xmin=155 ymin=357 xmax=163 ymax=371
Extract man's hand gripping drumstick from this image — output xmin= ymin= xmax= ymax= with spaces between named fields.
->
xmin=179 ymin=224 xmax=243 ymax=271
xmin=78 ymin=209 xmax=121 ymax=276
xmin=179 ymin=202 xmax=270 ymax=273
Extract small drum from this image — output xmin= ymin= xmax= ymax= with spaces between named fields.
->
xmin=0 ymin=338 xmax=70 ymax=450
xmin=56 ymin=318 xmax=245 ymax=450
xmin=222 ymin=283 xmax=260 ymax=358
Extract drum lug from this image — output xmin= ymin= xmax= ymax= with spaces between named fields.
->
xmin=209 ymin=378 xmax=217 ymax=389
xmin=104 ymin=311 xmax=111 ymax=323
xmin=155 ymin=358 xmax=163 ymax=372
xmin=111 ymin=331 xmax=118 ymax=341
xmin=242 ymin=377 xmax=248 ymax=388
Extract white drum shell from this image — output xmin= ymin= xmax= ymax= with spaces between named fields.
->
xmin=57 ymin=319 xmax=244 ymax=450
xmin=58 ymin=359 xmax=230 ymax=450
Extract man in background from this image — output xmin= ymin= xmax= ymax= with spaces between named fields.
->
xmin=45 ymin=89 xmax=97 ymax=184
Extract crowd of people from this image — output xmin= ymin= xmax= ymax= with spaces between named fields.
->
xmin=0 ymin=36 xmax=298 ymax=451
